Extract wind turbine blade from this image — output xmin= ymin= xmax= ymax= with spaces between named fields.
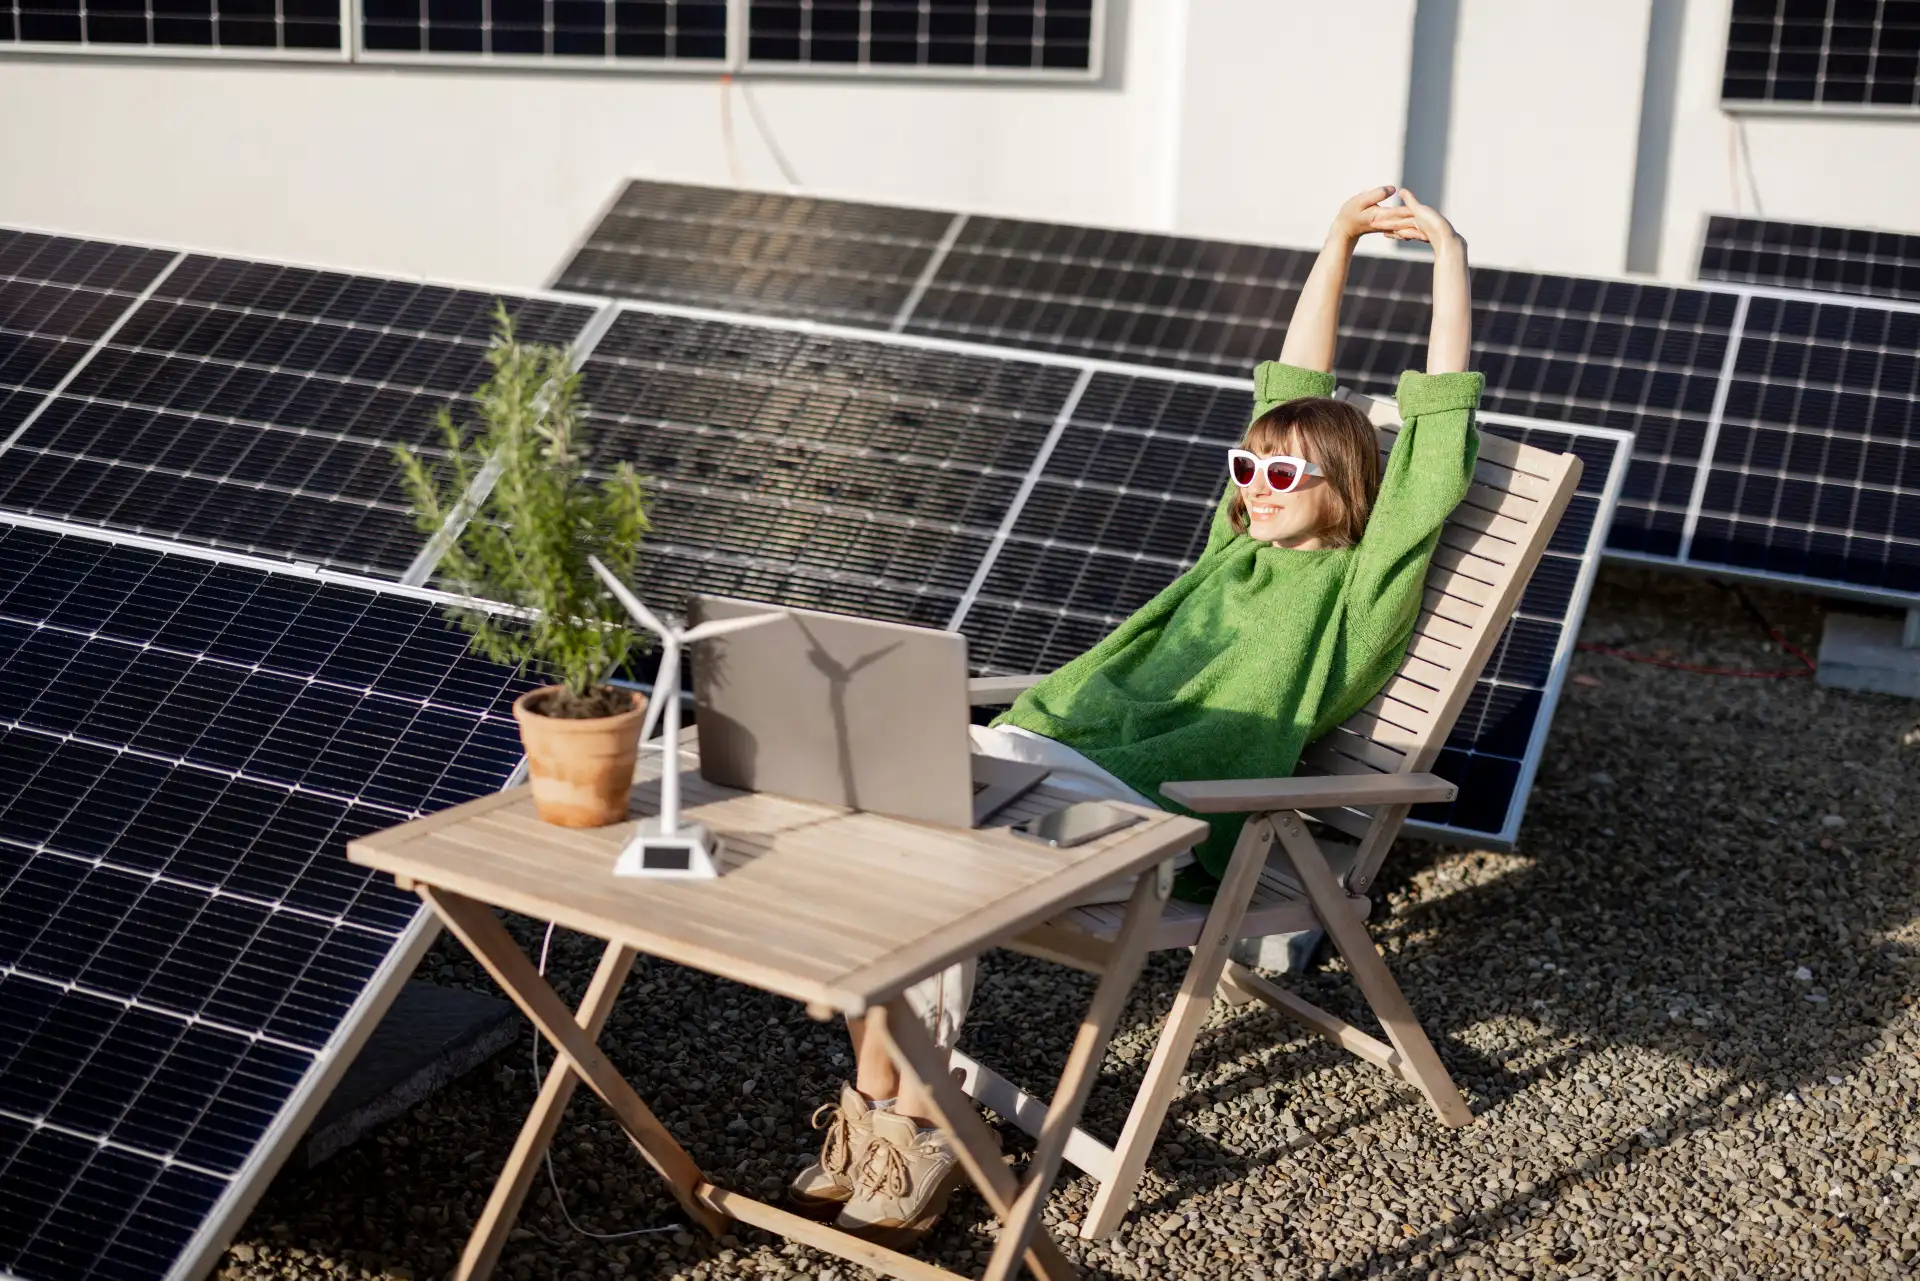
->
xmin=683 ymin=610 xmax=790 ymax=643
xmin=589 ymin=555 xmax=669 ymax=637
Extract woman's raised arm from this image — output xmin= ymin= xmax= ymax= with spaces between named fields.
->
xmin=1276 ymin=186 xmax=1419 ymax=373
xmin=1396 ymin=189 xmax=1471 ymax=374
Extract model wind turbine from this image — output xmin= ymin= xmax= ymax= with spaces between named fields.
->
xmin=588 ymin=556 xmax=788 ymax=879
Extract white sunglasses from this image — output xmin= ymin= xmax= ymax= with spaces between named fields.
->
xmin=1226 ymin=448 xmax=1323 ymax=493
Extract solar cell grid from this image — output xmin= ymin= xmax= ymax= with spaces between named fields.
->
xmin=576 ymin=308 xmax=1083 ymax=624
xmin=0 ymin=230 xmax=175 ymax=443
xmin=0 ymin=251 xmax=599 ymax=578
xmin=1722 ymin=0 xmax=1920 ymax=107
xmin=0 ymin=0 xmax=343 ymax=51
xmin=1691 ymin=293 xmax=1920 ymax=591
xmin=360 ymin=0 xmax=727 ymax=58
xmin=0 ymin=521 xmax=532 ymax=1281
xmin=746 ymin=0 xmax=1097 ymax=71
xmin=556 ymin=181 xmax=959 ymax=327
xmin=1700 ymin=213 xmax=1920 ymax=303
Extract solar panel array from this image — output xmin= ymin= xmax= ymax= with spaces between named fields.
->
xmin=0 ymin=522 xmax=531 ymax=1281
xmin=0 ymin=204 xmax=1623 ymax=1278
xmin=0 ymin=250 xmax=597 ymax=580
xmin=1 ymin=0 xmax=342 ymax=51
xmin=746 ymin=0 xmax=1098 ymax=72
xmin=360 ymin=0 xmax=727 ymax=59
xmin=557 ymin=179 xmax=1920 ymax=603
xmin=1700 ymin=213 xmax=1920 ymax=304
xmin=1721 ymin=0 xmax=1920 ymax=108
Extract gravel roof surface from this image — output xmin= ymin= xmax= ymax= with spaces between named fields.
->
xmin=225 ymin=566 xmax=1920 ymax=1280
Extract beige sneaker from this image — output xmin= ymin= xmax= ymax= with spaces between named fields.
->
xmin=787 ymin=1084 xmax=878 ymax=1220
xmin=834 ymin=1110 xmax=965 ymax=1249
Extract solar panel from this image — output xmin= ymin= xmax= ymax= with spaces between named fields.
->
xmin=745 ymin=0 xmax=1099 ymax=74
xmin=0 ymin=230 xmax=177 ymax=442
xmin=1721 ymin=0 xmax=1920 ymax=108
xmin=0 ymin=245 xmax=600 ymax=579
xmin=0 ymin=0 xmax=343 ymax=52
xmin=360 ymin=0 xmax=727 ymax=60
xmin=0 ymin=518 xmax=531 ymax=1281
xmin=557 ymin=180 xmax=1920 ymax=609
xmin=1689 ymin=293 xmax=1920 ymax=593
xmin=1699 ymin=213 xmax=1920 ymax=303
xmin=574 ymin=305 xmax=1086 ymax=626
xmin=554 ymin=180 xmax=961 ymax=328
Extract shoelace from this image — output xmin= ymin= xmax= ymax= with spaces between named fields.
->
xmin=855 ymin=1135 xmax=916 ymax=1200
xmin=810 ymin=1100 xmax=855 ymax=1178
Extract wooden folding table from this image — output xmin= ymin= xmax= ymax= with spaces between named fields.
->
xmin=348 ymin=768 xmax=1205 ymax=1281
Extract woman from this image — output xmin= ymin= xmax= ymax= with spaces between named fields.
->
xmin=793 ymin=186 xmax=1481 ymax=1248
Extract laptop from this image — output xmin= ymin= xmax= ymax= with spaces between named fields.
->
xmin=686 ymin=595 xmax=1050 ymax=828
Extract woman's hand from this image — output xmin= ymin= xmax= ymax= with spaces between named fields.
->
xmin=1389 ymin=189 xmax=1464 ymax=252
xmin=1329 ymin=186 xmax=1419 ymax=245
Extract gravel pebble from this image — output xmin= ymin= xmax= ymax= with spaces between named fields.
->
xmin=233 ymin=568 xmax=1920 ymax=1278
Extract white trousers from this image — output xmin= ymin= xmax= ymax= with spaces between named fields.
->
xmin=902 ymin=725 xmax=1193 ymax=1048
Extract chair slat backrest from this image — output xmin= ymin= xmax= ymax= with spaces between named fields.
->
xmin=1295 ymin=389 xmax=1584 ymax=894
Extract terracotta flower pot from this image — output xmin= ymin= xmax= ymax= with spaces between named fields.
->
xmin=511 ymin=687 xmax=649 ymax=827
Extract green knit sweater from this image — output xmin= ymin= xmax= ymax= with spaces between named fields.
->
xmin=994 ymin=363 xmax=1484 ymax=897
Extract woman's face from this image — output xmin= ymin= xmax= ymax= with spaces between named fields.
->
xmin=1242 ymin=437 xmax=1333 ymax=549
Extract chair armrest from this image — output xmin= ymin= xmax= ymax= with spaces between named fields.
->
xmin=967 ymin=673 xmax=1045 ymax=705
xmin=1160 ymin=772 xmax=1457 ymax=814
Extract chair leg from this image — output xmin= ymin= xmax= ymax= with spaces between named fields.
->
xmin=1078 ymin=818 xmax=1275 ymax=1240
xmin=1267 ymin=812 xmax=1473 ymax=1128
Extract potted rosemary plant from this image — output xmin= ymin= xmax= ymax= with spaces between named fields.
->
xmin=395 ymin=305 xmax=651 ymax=827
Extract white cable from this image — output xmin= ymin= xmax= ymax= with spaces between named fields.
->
xmin=530 ymin=922 xmax=683 ymax=1241
xmin=737 ymin=79 xmax=802 ymax=192
xmin=719 ymin=76 xmax=746 ymax=186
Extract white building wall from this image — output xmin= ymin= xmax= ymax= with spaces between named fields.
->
xmin=0 ymin=0 xmax=1916 ymax=288
xmin=1437 ymin=0 xmax=1653 ymax=278
xmin=1170 ymin=0 xmax=1417 ymax=250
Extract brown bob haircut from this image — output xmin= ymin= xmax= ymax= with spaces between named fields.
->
xmin=1228 ymin=396 xmax=1382 ymax=548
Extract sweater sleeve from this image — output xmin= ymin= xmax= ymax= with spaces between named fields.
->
xmin=1346 ymin=369 xmax=1484 ymax=649
xmin=1202 ymin=361 xmax=1342 ymax=558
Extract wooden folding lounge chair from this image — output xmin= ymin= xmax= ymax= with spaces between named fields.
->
xmin=954 ymin=388 xmax=1584 ymax=1240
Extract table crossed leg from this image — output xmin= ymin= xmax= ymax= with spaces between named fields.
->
xmin=874 ymin=863 xmax=1168 ymax=1281
xmin=419 ymin=888 xmax=726 ymax=1243
xmin=456 ymin=937 xmax=638 ymax=1280
xmin=419 ymin=865 xmax=1167 ymax=1281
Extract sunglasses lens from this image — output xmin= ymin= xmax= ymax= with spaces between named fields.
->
xmin=1266 ymin=461 xmax=1300 ymax=489
xmin=1229 ymin=454 xmax=1257 ymax=486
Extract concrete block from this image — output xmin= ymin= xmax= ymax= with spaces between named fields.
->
xmin=300 ymin=980 xmax=518 ymax=1167
xmin=1229 ymin=928 xmax=1323 ymax=975
xmin=1816 ymin=612 xmax=1920 ymax=700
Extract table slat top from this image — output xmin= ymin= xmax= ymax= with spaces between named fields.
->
xmin=348 ymin=771 xmax=1205 ymax=1013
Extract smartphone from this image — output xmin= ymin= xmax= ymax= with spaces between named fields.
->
xmin=1012 ymin=801 xmax=1143 ymax=848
